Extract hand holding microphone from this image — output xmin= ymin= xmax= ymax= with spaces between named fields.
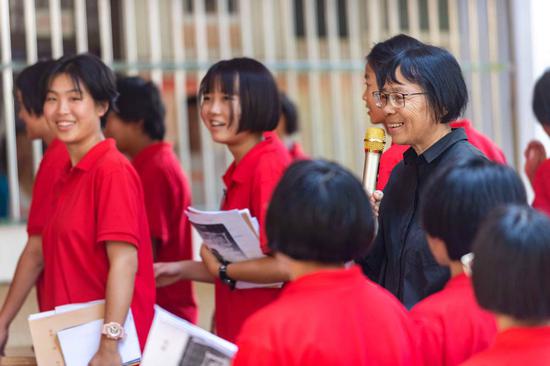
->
xmin=362 ymin=127 xmax=386 ymax=216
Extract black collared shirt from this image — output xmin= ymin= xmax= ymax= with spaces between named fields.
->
xmin=359 ymin=128 xmax=485 ymax=308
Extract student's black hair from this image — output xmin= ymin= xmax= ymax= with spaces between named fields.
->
xmin=198 ymin=57 xmax=280 ymax=133
xmin=280 ymin=93 xmax=299 ymax=135
xmin=113 ymin=76 xmax=166 ymax=140
xmin=380 ymin=44 xmax=468 ymax=123
xmin=472 ymin=205 xmax=550 ymax=323
xmin=46 ymin=53 xmax=118 ymax=125
xmin=366 ymin=33 xmax=424 ymax=89
xmin=266 ymin=159 xmax=376 ymax=263
xmin=421 ymin=157 xmax=527 ymax=261
xmin=532 ymin=70 xmax=550 ymax=126
xmin=15 ymin=59 xmax=55 ymax=116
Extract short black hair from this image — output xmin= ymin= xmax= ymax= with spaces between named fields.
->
xmin=421 ymin=158 xmax=527 ymax=261
xmin=472 ymin=205 xmax=550 ymax=323
xmin=366 ymin=33 xmax=424 ymax=88
xmin=15 ymin=59 xmax=55 ymax=116
xmin=532 ymin=70 xmax=550 ymax=126
xmin=113 ymin=76 xmax=166 ymax=140
xmin=266 ymin=159 xmax=376 ymax=263
xmin=380 ymin=44 xmax=468 ymax=123
xmin=46 ymin=53 xmax=118 ymax=125
xmin=198 ymin=57 xmax=280 ymax=133
xmin=280 ymin=93 xmax=299 ymax=135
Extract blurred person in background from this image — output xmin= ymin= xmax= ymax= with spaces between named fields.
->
xmin=104 ymin=75 xmax=197 ymax=323
xmin=524 ymin=70 xmax=550 ymax=216
xmin=0 ymin=59 xmax=70 ymax=355
xmin=273 ymin=93 xmax=307 ymax=160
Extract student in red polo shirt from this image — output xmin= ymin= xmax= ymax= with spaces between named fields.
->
xmin=363 ymin=34 xmax=507 ymax=192
xmin=155 ymin=58 xmax=291 ymax=343
xmin=104 ymin=76 xmax=197 ymax=323
xmin=233 ymin=160 xmax=419 ymax=366
xmin=0 ymin=60 xmax=70 ymax=355
xmin=40 ymin=54 xmax=155 ymax=365
xmin=411 ymin=158 xmax=527 ymax=366
xmin=274 ymin=93 xmax=307 ymax=160
xmin=524 ymin=71 xmax=550 ymax=216
xmin=461 ymin=205 xmax=550 ymax=365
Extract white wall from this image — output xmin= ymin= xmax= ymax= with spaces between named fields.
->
xmin=0 ymin=225 xmax=27 ymax=283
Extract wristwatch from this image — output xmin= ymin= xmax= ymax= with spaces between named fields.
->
xmin=101 ymin=322 xmax=126 ymax=340
xmin=219 ymin=263 xmax=236 ymax=290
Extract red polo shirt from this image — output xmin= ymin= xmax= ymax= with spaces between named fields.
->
xmin=410 ymin=273 xmax=497 ymax=366
xmin=460 ymin=326 xmax=550 ymax=366
xmin=27 ymin=138 xmax=69 ymax=235
xmin=233 ymin=266 xmax=420 ymax=366
xmin=376 ymin=119 xmax=507 ymax=191
xmin=288 ymin=141 xmax=308 ymax=160
xmin=42 ymin=139 xmax=155 ymax=350
xmin=451 ymin=119 xmax=506 ymax=164
xmin=215 ymin=133 xmax=291 ymax=342
xmin=132 ymin=142 xmax=197 ymax=323
xmin=26 ymin=138 xmax=69 ymax=311
xmin=532 ymin=159 xmax=550 ymax=216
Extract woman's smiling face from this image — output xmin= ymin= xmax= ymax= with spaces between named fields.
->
xmin=381 ymin=67 xmax=441 ymax=153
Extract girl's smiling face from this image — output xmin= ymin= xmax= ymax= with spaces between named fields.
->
xmin=43 ymin=73 xmax=107 ymax=149
xmin=200 ymin=79 xmax=255 ymax=148
xmin=362 ymin=64 xmax=385 ymax=124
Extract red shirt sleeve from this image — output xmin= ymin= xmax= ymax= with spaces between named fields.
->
xmin=532 ymin=159 xmax=550 ymax=216
xmin=252 ymin=169 xmax=281 ymax=254
xmin=96 ymin=168 xmax=143 ymax=247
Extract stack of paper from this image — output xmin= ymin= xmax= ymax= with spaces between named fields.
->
xmin=186 ymin=207 xmax=282 ymax=289
xmin=28 ymin=300 xmax=140 ymax=366
xmin=141 ymin=306 xmax=237 ymax=366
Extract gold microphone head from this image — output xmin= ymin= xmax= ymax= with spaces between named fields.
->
xmin=364 ymin=127 xmax=386 ymax=152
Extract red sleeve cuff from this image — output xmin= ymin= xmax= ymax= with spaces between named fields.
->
xmin=97 ymin=232 xmax=140 ymax=247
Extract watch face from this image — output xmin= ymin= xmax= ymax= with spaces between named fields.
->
xmin=105 ymin=323 xmax=123 ymax=338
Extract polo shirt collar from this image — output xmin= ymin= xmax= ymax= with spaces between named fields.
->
xmin=284 ymin=266 xmax=364 ymax=294
xmin=222 ymin=133 xmax=278 ymax=187
xmin=132 ymin=141 xmax=170 ymax=167
xmin=73 ymin=138 xmax=115 ymax=172
xmin=403 ymin=128 xmax=468 ymax=165
xmin=450 ymin=118 xmax=472 ymax=129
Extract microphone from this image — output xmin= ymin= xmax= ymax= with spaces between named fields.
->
xmin=362 ymin=127 xmax=386 ymax=194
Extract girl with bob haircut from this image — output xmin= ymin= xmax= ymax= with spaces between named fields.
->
xmin=40 ymin=54 xmax=156 ymax=365
xmin=463 ymin=205 xmax=550 ymax=365
xmin=411 ymin=157 xmax=527 ymax=366
xmin=360 ymin=43 xmax=485 ymax=308
xmin=233 ymin=160 xmax=419 ymax=366
xmin=154 ymin=57 xmax=292 ymax=342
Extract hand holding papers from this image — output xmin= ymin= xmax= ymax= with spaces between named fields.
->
xmin=186 ymin=207 xmax=282 ymax=289
xmin=142 ymin=306 xmax=237 ymax=366
xmin=28 ymin=301 xmax=140 ymax=366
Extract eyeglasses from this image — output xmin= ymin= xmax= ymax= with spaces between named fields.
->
xmin=372 ymin=91 xmax=427 ymax=108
